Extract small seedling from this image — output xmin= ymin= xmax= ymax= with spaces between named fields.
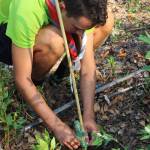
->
xmin=139 ymin=124 xmax=150 ymax=141
xmin=106 ymin=56 xmax=117 ymax=77
xmin=0 ymin=64 xmax=26 ymax=147
xmin=139 ymin=32 xmax=150 ymax=72
xmin=74 ymin=120 xmax=114 ymax=149
xmin=138 ymin=32 xmax=150 ymax=45
xmin=32 ymin=129 xmax=61 ymax=150
xmin=127 ymin=0 xmax=141 ymax=13
xmin=145 ymin=51 xmax=150 ymax=60
xmin=115 ymin=19 xmax=123 ymax=29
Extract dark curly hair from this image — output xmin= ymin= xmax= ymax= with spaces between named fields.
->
xmin=63 ymin=0 xmax=108 ymax=26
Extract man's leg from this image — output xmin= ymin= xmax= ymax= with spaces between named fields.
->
xmin=32 ymin=26 xmax=65 ymax=81
xmin=93 ymin=9 xmax=114 ymax=49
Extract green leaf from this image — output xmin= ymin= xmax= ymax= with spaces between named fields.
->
xmin=145 ymin=51 xmax=150 ymax=59
xmin=43 ymin=130 xmax=50 ymax=143
xmin=145 ymin=32 xmax=150 ymax=38
xmin=139 ymin=125 xmax=150 ymax=140
xmin=91 ymin=133 xmax=103 ymax=146
xmin=124 ymin=146 xmax=129 ymax=150
xmin=102 ymin=133 xmax=113 ymax=141
xmin=142 ymin=65 xmax=150 ymax=71
xmin=145 ymin=125 xmax=150 ymax=134
xmin=107 ymin=56 xmax=116 ymax=66
xmin=6 ymin=114 xmax=13 ymax=126
xmin=146 ymin=145 xmax=150 ymax=150
xmin=140 ymin=135 xmax=150 ymax=140
xmin=138 ymin=35 xmax=150 ymax=44
xmin=50 ymin=137 xmax=56 ymax=150
xmin=33 ymin=134 xmax=49 ymax=150
xmin=35 ymin=138 xmax=49 ymax=150
xmin=32 ymin=130 xmax=60 ymax=150
xmin=3 ymin=91 xmax=9 ymax=99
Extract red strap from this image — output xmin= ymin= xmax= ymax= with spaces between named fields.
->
xmin=45 ymin=0 xmax=78 ymax=60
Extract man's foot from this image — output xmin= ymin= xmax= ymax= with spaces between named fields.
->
xmin=52 ymin=121 xmax=80 ymax=150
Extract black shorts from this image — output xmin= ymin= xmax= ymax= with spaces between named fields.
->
xmin=0 ymin=23 xmax=12 ymax=65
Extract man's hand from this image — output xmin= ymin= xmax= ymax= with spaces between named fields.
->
xmin=83 ymin=118 xmax=98 ymax=132
xmin=52 ymin=119 xmax=80 ymax=149
xmin=83 ymin=117 xmax=99 ymax=144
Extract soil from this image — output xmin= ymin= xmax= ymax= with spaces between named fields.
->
xmin=1 ymin=0 xmax=150 ymax=149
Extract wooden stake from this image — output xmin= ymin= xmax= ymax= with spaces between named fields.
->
xmin=55 ymin=0 xmax=85 ymax=132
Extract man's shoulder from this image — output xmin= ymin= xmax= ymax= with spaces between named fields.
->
xmin=6 ymin=0 xmax=49 ymax=48
xmin=11 ymin=0 xmax=45 ymax=15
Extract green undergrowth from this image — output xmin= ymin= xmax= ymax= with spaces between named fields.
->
xmin=127 ymin=0 xmax=141 ymax=13
xmin=32 ymin=129 xmax=61 ymax=150
xmin=0 ymin=64 xmax=26 ymax=148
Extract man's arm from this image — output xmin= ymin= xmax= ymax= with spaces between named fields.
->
xmin=12 ymin=43 xmax=80 ymax=149
xmin=80 ymin=33 xmax=98 ymax=131
xmin=12 ymin=44 xmax=59 ymax=129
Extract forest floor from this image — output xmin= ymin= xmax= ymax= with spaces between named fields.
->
xmin=0 ymin=0 xmax=150 ymax=150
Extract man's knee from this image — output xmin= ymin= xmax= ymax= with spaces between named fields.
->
xmin=97 ymin=10 xmax=114 ymax=36
xmin=48 ymin=35 xmax=65 ymax=58
xmin=93 ymin=10 xmax=114 ymax=49
xmin=104 ymin=10 xmax=114 ymax=34
xmin=32 ymin=25 xmax=65 ymax=74
xmin=34 ymin=25 xmax=65 ymax=59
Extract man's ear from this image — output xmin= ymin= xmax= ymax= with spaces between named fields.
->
xmin=59 ymin=1 xmax=66 ymax=10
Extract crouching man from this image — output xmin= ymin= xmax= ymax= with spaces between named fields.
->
xmin=0 ymin=0 xmax=114 ymax=149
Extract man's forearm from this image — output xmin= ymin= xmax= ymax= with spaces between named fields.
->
xmin=15 ymin=77 xmax=59 ymax=131
xmin=80 ymin=70 xmax=96 ymax=118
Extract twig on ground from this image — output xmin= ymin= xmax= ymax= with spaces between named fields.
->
xmin=98 ymin=83 xmax=143 ymax=104
xmin=103 ymin=95 xmax=111 ymax=105
xmin=124 ymin=26 xmax=150 ymax=32
xmin=110 ymin=83 xmax=143 ymax=98
xmin=96 ymin=69 xmax=144 ymax=93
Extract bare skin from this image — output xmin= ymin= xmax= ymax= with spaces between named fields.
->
xmin=12 ymin=9 xmax=114 ymax=150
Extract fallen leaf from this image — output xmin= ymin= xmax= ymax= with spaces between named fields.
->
xmin=134 ymin=52 xmax=144 ymax=59
xmin=127 ymin=13 xmax=136 ymax=20
xmin=112 ymin=95 xmax=124 ymax=105
xmin=101 ymin=115 xmax=109 ymax=120
xmin=139 ymin=120 xmax=145 ymax=126
xmin=117 ymin=48 xmax=127 ymax=58
xmin=94 ymin=102 xmax=100 ymax=112
xmin=100 ymin=50 xmax=110 ymax=59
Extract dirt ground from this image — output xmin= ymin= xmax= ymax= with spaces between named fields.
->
xmin=43 ymin=0 xmax=150 ymax=149
xmin=45 ymin=0 xmax=150 ymax=149
xmin=1 ymin=0 xmax=150 ymax=150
